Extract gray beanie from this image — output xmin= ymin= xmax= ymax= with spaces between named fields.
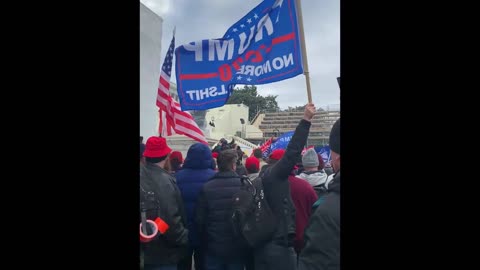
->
xmin=302 ymin=148 xmax=319 ymax=167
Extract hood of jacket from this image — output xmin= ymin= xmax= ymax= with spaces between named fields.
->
xmin=298 ymin=170 xmax=328 ymax=187
xmin=183 ymin=143 xmax=213 ymax=170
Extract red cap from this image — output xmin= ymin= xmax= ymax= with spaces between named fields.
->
xmin=143 ymin=137 xmax=172 ymax=158
xmin=245 ymin=156 xmax=260 ymax=172
xmin=212 ymin=152 xmax=219 ymax=159
xmin=170 ymin=151 xmax=183 ymax=163
xmin=269 ymin=149 xmax=285 ymax=160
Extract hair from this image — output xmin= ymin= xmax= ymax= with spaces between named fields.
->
xmin=170 ymin=158 xmax=182 ymax=172
xmin=145 ymin=155 xmax=167 ymax=164
xmin=253 ymin=148 xmax=263 ymax=159
xmin=169 ymin=151 xmax=183 ymax=172
xmin=246 ymin=163 xmax=259 ymax=174
xmin=266 ymin=158 xmax=279 ymax=165
xmin=146 ymin=154 xmax=171 ymax=171
xmin=217 ymin=149 xmax=238 ymax=172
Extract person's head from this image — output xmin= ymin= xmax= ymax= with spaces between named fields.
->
xmin=217 ymin=149 xmax=238 ymax=172
xmin=245 ymin=156 xmax=260 ymax=174
xmin=236 ymin=147 xmax=244 ymax=165
xmin=143 ymin=136 xmax=172 ymax=169
xmin=253 ymin=148 xmax=263 ymax=159
xmin=302 ymin=148 xmax=319 ymax=172
xmin=183 ymin=143 xmax=214 ymax=170
xmin=267 ymin=149 xmax=285 ymax=165
xmin=140 ymin=136 xmax=144 ymax=144
xmin=169 ymin=151 xmax=183 ymax=172
xmin=329 ymin=118 xmax=340 ymax=172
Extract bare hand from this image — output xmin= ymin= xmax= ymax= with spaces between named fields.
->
xmin=303 ymin=103 xmax=316 ymax=122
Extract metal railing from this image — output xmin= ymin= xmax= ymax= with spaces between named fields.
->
xmin=224 ymin=135 xmax=258 ymax=149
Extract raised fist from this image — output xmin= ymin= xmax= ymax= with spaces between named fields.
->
xmin=303 ymin=103 xmax=316 ymax=122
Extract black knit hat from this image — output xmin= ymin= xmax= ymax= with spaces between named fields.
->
xmin=329 ymin=118 xmax=340 ymax=154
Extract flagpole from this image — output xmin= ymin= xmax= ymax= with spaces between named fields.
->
xmin=295 ymin=0 xmax=312 ymax=104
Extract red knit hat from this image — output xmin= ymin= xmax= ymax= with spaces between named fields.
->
xmin=143 ymin=137 xmax=171 ymax=158
xmin=245 ymin=156 xmax=260 ymax=172
xmin=212 ymin=152 xmax=219 ymax=159
xmin=269 ymin=149 xmax=286 ymax=160
xmin=170 ymin=151 xmax=183 ymax=163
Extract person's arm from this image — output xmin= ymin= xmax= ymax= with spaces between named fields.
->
xmin=270 ymin=104 xmax=316 ymax=180
xmin=159 ymin=182 xmax=188 ymax=246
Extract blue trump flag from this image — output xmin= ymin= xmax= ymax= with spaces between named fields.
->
xmin=175 ymin=0 xmax=303 ymax=111
xmin=317 ymin=145 xmax=331 ymax=165
xmin=270 ymin=131 xmax=294 ymax=152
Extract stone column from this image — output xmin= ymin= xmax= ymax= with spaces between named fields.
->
xmin=191 ymin=110 xmax=210 ymax=138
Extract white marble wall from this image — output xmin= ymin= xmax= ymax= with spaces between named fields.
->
xmin=140 ymin=3 xmax=163 ymax=139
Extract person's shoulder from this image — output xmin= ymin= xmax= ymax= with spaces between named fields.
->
xmin=289 ymin=175 xmax=310 ymax=186
xmin=202 ymin=174 xmax=220 ymax=187
xmin=314 ymin=193 xmax=339 ymax=217
xmin=173 ymin=168 xmax=186 ymax=177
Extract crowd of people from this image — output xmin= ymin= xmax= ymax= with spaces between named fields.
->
xmin=140 ymin=104 xmax=340 ymax=270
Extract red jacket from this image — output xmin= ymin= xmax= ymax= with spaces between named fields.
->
xmin=288 ymin=174 xmax=318 ymax=253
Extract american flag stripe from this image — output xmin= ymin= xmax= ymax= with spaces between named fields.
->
xmin=159 ymin=108 xmax=174 ymax=137
xmin=260 ymin=137 xmax=274 ymax=158
xmin=174 ymin=113 xmax=205 ymax=135
xmin=156 ymin=34 xmax=208 ymax=145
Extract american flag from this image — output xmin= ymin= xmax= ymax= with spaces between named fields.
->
xmin=156 ymin=33 xmax=208 ymax=145
xmin=259 ymin=137 xmax=274 ymax=159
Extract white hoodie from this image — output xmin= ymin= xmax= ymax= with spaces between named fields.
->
xmin=325 ymin=173 xmax=335 ymax=189
xmin=298 ymin=170 xmax=328 ymax=187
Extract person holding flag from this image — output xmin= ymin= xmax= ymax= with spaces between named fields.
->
xmin=255 ymin=103 xmax=316 ymax=270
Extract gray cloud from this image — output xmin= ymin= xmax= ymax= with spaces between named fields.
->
xmin=141 ymin=0 xmax=339 ymax=109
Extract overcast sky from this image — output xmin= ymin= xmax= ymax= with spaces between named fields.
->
xmin=140 ymin=0 xmax=339 ymax=110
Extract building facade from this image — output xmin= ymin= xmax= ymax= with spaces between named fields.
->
xmin=140 ymin=3 xmax=163 ymax=139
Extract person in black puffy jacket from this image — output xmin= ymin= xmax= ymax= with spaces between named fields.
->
xmin=195 ymin=149 xmax=248 ymax=270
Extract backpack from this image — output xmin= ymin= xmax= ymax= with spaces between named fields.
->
xmin=231 ymin=175 xmax=277 ymax=248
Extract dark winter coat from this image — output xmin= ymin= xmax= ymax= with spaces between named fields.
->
xmin=260 ymin=119 xmax=311 ymax=244
xmin=140 ymin=163 xmax=189 ymax=265
xmin=175 ymin=143 xmax=216 ymax=248
xmin=195 ymin=170 xmax=248 ymax=262
xmin=255 ymin=119 xmax=311 ymax=270
xmin=298 ymin=171 xmax=340 ymax=270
